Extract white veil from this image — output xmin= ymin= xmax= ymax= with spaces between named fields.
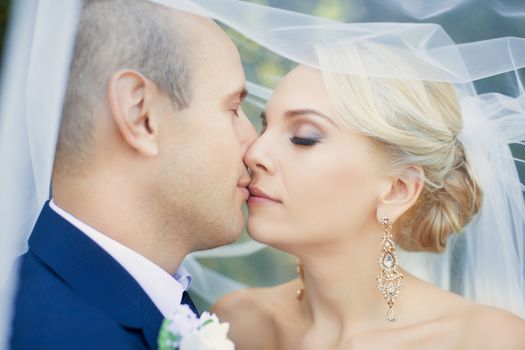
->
xmin=0 ymin=0 xmax=82 ymax=346
xmin=1 ymin=0 xmax=524 ymax=346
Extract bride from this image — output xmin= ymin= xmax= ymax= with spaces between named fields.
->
xmin=213 ymin=42 xmax=525 ymax=349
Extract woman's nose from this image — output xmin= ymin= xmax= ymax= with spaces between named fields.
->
xmin=244 ymin=131 xmax=275 ymax=175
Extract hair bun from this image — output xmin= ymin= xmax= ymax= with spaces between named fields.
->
xmin=398 ymin=150 xmax=482 ymax=253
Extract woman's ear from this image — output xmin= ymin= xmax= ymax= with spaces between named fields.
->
xmin=376 ymin=166 xmax=424 ymax=223
xmin=108 ymin=69 xmax=160 ymax=156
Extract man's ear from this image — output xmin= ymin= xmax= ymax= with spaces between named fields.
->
xmin=108 ymin=69 xmax=160 ymax=156
xmin=376 ymin=166 xmax=424 ymax=223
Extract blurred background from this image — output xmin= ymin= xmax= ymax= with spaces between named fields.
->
xmin=1 ymin=0 xmax=524 ymax=310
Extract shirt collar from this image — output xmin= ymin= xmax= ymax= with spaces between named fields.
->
xmin=49 ymin=199 xmax=192 ymax=317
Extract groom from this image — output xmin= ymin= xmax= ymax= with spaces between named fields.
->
xmin=10 ymin=0 xmax=255 ymax=349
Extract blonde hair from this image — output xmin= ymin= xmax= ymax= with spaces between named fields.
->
xmin=316 ymin=43 xmax=482 ymax=253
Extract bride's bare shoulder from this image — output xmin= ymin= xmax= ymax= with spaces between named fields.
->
xmin=431 ymin=293 xmax=525 ymax=349
xmin=461 ymin=305 xmax=525 ymax=349
xmin=212 ymin=279 xmax=301 ymax=350
xmin=402 ymin=278 xmax=525 ymax=349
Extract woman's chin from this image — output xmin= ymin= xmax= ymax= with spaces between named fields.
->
xmin=247 ymin=224 xmax=299 ymax=255
xmin=247 ymin=220 xmax=280 ymax=245
xmin=246 ymin=224 xmax=270 ymax=244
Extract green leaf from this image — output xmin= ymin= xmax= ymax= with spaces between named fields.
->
xmin=157 ymin=319 xmax=181 ymax=350
xmin=201 ymin=319 xmax=214 ymax=328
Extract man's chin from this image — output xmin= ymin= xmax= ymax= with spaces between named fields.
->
xmin=198 ymin=223 xmax=244 ymax=251
xmin=197 ymin=237 xmax=240 ymax=252
xmin=222 ymin=223 xmax=245 ymax=246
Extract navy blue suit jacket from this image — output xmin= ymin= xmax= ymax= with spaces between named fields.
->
xmin=10 ymin=202 xmax=198 ymax=349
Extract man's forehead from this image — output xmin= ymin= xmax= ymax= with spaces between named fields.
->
xmin=169 ymin=9 xmax=245 ymax=102
xmin=188 ymin=33 xmax=243 ymax=84
xmin=169 ymin=9 xmax=227 ymax=42
xmin=187 ymin=57 xmax=245 ymax=103
xmin=180 ymin=17 xmax=240 ymax=73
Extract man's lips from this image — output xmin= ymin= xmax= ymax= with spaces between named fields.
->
xmin=238 ymin=174 xmax=251 ymax=200
xmin=238 ymin=186 xmax=250 ymax=200
xmin=247 ymin=186 xmax=282 ymax=204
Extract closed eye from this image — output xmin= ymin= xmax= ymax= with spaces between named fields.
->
xmin=290 ymin=136 xmax=319 ymax=146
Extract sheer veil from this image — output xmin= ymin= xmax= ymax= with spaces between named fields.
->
xmin=0 ymin=0 xmax=82 ymax=346
xmin=1 ymin=0 xmax=524 ymax=346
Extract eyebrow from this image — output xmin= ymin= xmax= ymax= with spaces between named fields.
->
xmin=284 ymin=109 xmax=338 ymax=127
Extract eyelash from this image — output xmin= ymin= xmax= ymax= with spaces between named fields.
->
xmin=231 ymin=109 xmax=240 ymax=117
xmin=290 ymin=136 xmax=319 ymax=146
xmin=260 ymin=112 xmax=320 ymax=146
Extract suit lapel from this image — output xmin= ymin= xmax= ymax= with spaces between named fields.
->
xmin=141 ymin=296 xmax=165 ymax=349
xmin=29 ymin=202 xmax=164 ymax=348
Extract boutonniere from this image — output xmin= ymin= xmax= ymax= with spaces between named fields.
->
xmin=158 ymin=304 xmax=234 ymax=350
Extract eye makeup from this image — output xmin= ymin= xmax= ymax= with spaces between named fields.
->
xmin=290 ymin=123 xmax=323 ymax=146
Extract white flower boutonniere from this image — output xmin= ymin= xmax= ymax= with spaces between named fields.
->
xmin=158 ymin=304 xmax=234 ymax=350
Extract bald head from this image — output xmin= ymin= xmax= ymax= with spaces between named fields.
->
xmin=55 ymin=0 xmax=224 ymax=176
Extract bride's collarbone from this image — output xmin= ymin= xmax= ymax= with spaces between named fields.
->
xmin=278 ymin=305 xmax=521 ymax=350
xmin=245 ymin=280 xmax=524 ymax=350
xmin=344 ymin=307 xmax=524 ymax=350
xmin=291 ymin=318 xmax=465 ymax=350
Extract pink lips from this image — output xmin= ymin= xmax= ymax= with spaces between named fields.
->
xmin=247 ymin=186 xmax=282 ymax=205
xmin=247 ymin=196 xmax=275 ymax=205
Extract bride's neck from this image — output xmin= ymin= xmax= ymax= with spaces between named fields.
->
xmin=297 ymin=231 xmax=397 ymax=335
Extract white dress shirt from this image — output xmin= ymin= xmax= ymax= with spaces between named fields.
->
xmin=49 ymin=199 xmax=191 ymax=317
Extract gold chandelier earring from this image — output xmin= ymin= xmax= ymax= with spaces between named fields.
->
xmin=296 ymin=260 xmax=304 ymax=300
xmin=376 ymin=216 xmax=404 ymax=322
